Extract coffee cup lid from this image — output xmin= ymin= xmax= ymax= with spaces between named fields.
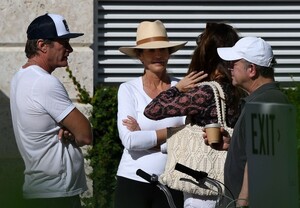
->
xmin=205 ymin=123 xmax=221 ymax=128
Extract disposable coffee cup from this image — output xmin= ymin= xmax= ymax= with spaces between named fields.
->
xmin=205 ymin=123 xmax=221 ymax=145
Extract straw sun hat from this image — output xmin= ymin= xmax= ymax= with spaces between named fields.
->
xmin=119 ymin=20 xmax=187 ymax=58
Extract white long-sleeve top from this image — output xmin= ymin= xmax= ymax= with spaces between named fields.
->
xmin=116 ymin=76 xmax=185 ymax=182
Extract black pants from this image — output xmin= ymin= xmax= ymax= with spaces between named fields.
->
xmin=114 ymin=176 xmax=183 ymax=208
xmin=23 ymin=195 xmax=82 ymax=208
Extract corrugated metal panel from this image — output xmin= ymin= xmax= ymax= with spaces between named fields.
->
xmin=95 ymin=1 xmax=300 ymax=86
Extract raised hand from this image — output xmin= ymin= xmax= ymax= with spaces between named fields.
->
xmin=175 ymin=71 xmax=208 ymax=92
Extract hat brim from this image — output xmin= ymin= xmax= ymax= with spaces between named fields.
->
xmin=119 ymin=41 xmax=187 ymax=58
xmin=217 ymin=47 xmax=243 ymax=61
xmin=59 ymin=33 xmax=84 ymax=39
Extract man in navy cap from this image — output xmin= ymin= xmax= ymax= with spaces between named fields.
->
xmin=10 ymin=13 xmax=92 ymax=208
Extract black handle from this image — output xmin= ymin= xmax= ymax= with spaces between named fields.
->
xmin=136 ymin=169 xmax=158 ymax=184
xmin=175 ymin=163 xmax=208 ymax=181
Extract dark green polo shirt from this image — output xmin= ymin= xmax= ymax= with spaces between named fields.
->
xmin=224 ymin=82 xmax=290 ymax=203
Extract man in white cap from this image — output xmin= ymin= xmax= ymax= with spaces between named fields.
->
xmin=10 ymin=13 xmax=92 ymax=208
xmin=212 ymin=37 xmax=289 ymax=207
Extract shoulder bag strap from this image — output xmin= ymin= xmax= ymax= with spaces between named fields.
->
xmin=198 ymin=81 xmax=228 ymax=128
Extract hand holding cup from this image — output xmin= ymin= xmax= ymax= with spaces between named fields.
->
xmin=204 ymin=124 xmax=231 ymax=151
xmin=204 ymin=123 xmax=221 ymax=145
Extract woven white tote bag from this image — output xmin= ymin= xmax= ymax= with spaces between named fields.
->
xmin=159 ymin=81 xmax=233 ymax=196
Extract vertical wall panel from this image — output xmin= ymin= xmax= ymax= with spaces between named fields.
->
xmin=95 ymin=1 xmax=300 ymax=86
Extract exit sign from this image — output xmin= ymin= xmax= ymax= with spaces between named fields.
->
xmin=245 ymin=102 xmax=298 ymax=208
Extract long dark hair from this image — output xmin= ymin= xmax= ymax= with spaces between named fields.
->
xmin=188 ymin=22 xmax=244 ymax=109
xmin=188 ymin=22 xmax=239 ymax=81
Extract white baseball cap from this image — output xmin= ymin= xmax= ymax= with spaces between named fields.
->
xmin=217 ymin=36 xmax=273 ymax=67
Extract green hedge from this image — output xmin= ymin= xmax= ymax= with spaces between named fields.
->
xmin=83 ymin=85 xmax=122 ymax=208
xmin=281 ymin=84 xmax=300 ymax=146
xmin=281 ymin=83 xmax=300 ymax=206
xmin=82 ymin=84 xmax=300 ymax=208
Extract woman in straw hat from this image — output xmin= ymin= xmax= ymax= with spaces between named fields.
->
xmin=144 ymin=22 xmax=245 ymax=208
xmin=114 ymin=20 xmax=206 ymax=208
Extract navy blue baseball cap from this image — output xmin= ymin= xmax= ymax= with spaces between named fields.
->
xmin=27 ymin=13 xmax=84 ymax=40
